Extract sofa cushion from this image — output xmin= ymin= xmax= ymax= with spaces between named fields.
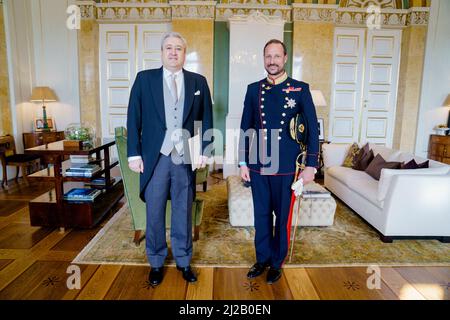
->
xmin=327 ymin=166 xmax=374 ymax=187
xmin=369 ymin=144 xmax=399 ymax=161
xmin=352 ymin=143 xmax=369 ymax=168
xmin=377 ymin=166 xmax=450 ymax=202
xmin=346 ymin=177 xmax=383 ymax=209
xmin=389 ymin=151 xmax=446 ymax=168
xmin=365 ymin=154 xmax=401 ymax=181
xmin=353 ymin=148 xmax=374 ymax=171
xmin=342 ymin=143 xmax=360 ymax=168
xmin=400 ymin=159 xmax=429 ymax=169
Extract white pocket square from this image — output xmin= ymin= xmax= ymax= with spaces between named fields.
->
xmin=194 ymin=90 xmax=200 ymax=96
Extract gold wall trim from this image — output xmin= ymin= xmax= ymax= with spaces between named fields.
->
xmin=215 ymin=2 xmax=292 ymax=22
xmin=75 ymin=1 xmax=429 ymax=25
xmin=292 ymin=4 xmax=429 ymax=27
xmin=171 ymin=1 xmax=216 ymax=20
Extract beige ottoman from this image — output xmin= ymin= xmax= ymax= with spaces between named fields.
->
xmin=227 ymin=176 xmax=254 ymax=227
xmin=292 ymin=182 xmax=337 ymax=227
xmin=227 ymin=176 xmax=336 ymax=227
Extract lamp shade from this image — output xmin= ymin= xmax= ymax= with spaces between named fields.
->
xmin=30 ymin=87 xmax=58 ymax=102
xmin=311 ymin=90 xmax=327 ymax=107
xmin=443 ymin=94 xmax=450 ymax=107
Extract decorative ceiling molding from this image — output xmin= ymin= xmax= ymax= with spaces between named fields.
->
xmin=228 ymin=10 xmax=285 ymax=26
xmin=171 ymin=1 xmax=216 ymax=20
xmin=292 ymin=3 xmax=429 ymax=27
xmin=216 ymin=1 xmax=291 ymax=22
xmin=95 ymin=2 xmax=172 ymax=22
xmin=75 ymin=1 xmax=429 ymax=26
xmin=77 ymin=1 xmax=96 ymax=20
xmin=339 ymin=0 xmax=402 ymax=9
xmin=292 ymin=4 xmax=337 ymax=23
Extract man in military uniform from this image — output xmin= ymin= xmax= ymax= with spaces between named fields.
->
xmin=239 ymin=39 xmax=319 ymax=284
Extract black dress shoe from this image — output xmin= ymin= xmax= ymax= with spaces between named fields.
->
xmin=247 ymin=262 xmax=269 ymax=279
xmin=149 ymin=267 xmax=164 ymax=286
xmin=266 ymin=267 xmax=282 ymax=284
xmin=177 ymin=266 xmax=197 ymax=283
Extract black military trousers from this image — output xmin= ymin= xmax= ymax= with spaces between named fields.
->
xmin=249 ymin=170 xmax=296 ymax=269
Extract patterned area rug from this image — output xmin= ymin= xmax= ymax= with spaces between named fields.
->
xmin=73 ymin=183 xmax=450 ymax=267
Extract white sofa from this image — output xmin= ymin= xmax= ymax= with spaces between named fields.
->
xmin=322 ymin=143 xmax=450 ymax=242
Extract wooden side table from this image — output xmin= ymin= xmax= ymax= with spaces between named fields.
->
xmin=428 ymin=135 xmax=450 ymax=165
xmin=24 ymin=139 xmax=124 ymax=229
xmin=23 ymin=131 xmax=65 ymax=167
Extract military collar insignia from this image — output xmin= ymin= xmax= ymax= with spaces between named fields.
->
xmin=266 ymin=72 xmax=288 ymax=85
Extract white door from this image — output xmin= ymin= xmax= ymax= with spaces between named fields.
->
xmin=99 ymin=24 xmax=136 ymax=140
xmin=360 ymin=29 xmax=402 ymax=147
xmin=100 ymin=23 xmax=171 ymax=141
xmin=328 ymin=28 xmax=365 ymax=144
xmin=136 ymin=24 xmax=171 ymax=72
xmin=328 ymin=28 xmax=402 ymax=146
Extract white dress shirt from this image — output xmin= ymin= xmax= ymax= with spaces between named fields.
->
xmin=128 ymin=68 xmax=184 ymax=163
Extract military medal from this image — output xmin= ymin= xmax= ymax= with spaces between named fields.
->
xmin=283 ymin=87 xmax=302 ymax=94
xmin=286 ymin=98 xmax=296 ymax=109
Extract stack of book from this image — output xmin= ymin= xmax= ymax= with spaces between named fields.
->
xmin=302 ymin=190 xmax=331 ymax=199
xmin=299 ymin=182 xmax=332 ymax=199
xmin=84 ymin=177 xmax=119 ymax=188
xmin=69 ymin=155 xmax=95 ymax=164
xmin=65 ymin=163 xmax=101 ymax=177
xmin=64 ymin=188 xmax=102 ymax=202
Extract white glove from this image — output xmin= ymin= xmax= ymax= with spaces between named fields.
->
xmin=291 ymin=178 xmax=304 ymax=197
xmin=198 ymin=155 xmax=209 ymax=168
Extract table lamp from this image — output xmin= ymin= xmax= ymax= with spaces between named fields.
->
xmin=444 ymin=94 xmax=450 ymax=132
xmin=311 ymin=90 xmax=327 ymax=108
xmin=30 ymin=87 xmax=57 ymax=131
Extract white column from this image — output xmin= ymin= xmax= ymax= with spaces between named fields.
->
xmin=224 ymin=11 xmax=285 ymax=178
xmin=415 ymin=0 xmax=450 ymax=157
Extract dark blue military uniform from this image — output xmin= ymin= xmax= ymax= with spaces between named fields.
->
xmin=239 ymin=74 xmax=319 ymax=268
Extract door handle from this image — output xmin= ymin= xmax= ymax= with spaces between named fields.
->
xmin=363 ymin=100 xmax=369 ymax=108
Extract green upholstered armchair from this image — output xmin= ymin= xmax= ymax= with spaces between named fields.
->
xmin=114 ymin=127 xmax=204 ymax=246
xmin=195 ymin=164 xmax=209 ymax=192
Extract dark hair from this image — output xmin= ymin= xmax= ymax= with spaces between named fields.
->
xmin=263 ymin=39 xmax=287 ymax=56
